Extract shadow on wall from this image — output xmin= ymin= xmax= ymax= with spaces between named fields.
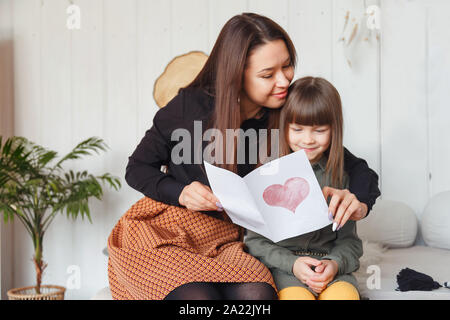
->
xmin=0 ymin=38 xmax=14 ymax=300
xmin=0 ymin=39 xmax=14 ymax=138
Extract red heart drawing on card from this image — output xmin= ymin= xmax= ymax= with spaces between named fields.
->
xmin=262 ymin=177 xmax=310 ymax=213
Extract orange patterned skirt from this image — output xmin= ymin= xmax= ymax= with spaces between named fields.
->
xmin=107 ymin=197 xmax=275 ymax=300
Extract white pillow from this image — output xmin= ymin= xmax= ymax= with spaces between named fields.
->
xmin=357 ymin=199 xmax=418 ymax=248
xmin=421 ymin=191 xmax=450 ymax=250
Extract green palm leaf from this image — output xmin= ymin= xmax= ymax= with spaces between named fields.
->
xmin=53 ymin=137 xmax=107 ymax=169
xmin=0 ymin=135 xmax=121 ymax=293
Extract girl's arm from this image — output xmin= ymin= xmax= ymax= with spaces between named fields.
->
xmin=245 ymin=230 xmax=299 ymax=275
xmin=321 ymin=220 xmax=363 ymax=275
xmin=125 ymin=92 xmax=187 ymax=206
xmin=343 ymin=147 xmax=381 ymax=216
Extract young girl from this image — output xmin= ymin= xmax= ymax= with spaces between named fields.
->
xmin=245 ymin=76 xmax=368 ymax=300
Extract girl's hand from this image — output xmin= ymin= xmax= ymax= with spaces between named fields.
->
xmin=322 ymin=187 xmax=368 ymax=230
xmin=292 ymin=257 xmax=323 ymax=285
xmin=306 ymin=260 xmax=338 ymax=294
xmin=178 ymin=181 xmax=223 ymax=212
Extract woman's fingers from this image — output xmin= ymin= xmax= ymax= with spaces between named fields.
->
xmin=199 ymin=185 xmax=222 ymax=209
xmin=323 ymin=187 xmax=343 ymax=220
xmin=333 ymin=192 xmax=353 ymax=228
xmin=202 ymin=185 xmax=223 ymax=211
xmin=349 ymin=202 xmax=368 ymax=221
xmin=190 ymin=189 xmax=216 ymax=209
xmin=322 ymin=186 xmax=332 ymax=200
xmin=323 ymin=187 xmax=365 ymax=230
xmin=328 ymin=193 xmax=342 ymax=220
xmin=337 ymin=200 xmax=361 ymax=230
xmin=181 ymin=182 xmax=222 ymax=211
xmin=204 ymin=185 xmax=220 ymax=203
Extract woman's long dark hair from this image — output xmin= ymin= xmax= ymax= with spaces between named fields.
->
xmin=186 ymin=13 xmax=297 ymax=174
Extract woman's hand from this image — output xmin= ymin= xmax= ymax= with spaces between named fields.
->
xmin=292 ymin=257 xmax=323 ymax=285
xmin=322 ymin=187 xmax=368 ymax=230
xmin=306 ymin=260 xmax=338 ymax=294
xmin=178 ymin=181 xmax=223 ymax=212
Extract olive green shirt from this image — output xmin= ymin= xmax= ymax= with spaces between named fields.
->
xmin=245 ymin=155 xmax=363 ymax=292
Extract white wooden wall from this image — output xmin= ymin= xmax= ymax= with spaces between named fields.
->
xmin=1 ymin=0 xmax=449 ymax=299
xmin=0 ymin=0 xmax=14 ymax=300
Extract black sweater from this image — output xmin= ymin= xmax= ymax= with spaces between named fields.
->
xmin=125 ymin=87 xmax=380 ymax=218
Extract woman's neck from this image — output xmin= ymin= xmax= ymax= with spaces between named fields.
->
xmin=239 ymin=95 xmax=263 ymax=121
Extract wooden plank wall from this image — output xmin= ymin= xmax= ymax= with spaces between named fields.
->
xmin=0 ymin=0 xmax=14 ymax=301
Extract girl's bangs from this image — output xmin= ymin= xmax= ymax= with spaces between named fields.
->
xmin=287 ymin=92 xmax=333 ymax=126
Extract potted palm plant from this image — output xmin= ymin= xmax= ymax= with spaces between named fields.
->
xmin=0 ymin=136 xmax=121 ymax=300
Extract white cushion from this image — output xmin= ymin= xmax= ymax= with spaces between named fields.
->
xmin=354 ymin=246 xmax=450 ymax=300
xmin=357 ymin=199 xmax=418 ymax=248
xmin=421 ymin=191 xmax=450 ymax=250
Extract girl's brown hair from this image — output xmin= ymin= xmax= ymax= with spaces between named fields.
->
xmin=279 ymin=77 xmax=344 ymax=187
xmin=186 ymin=13 xmax=297 ymax=174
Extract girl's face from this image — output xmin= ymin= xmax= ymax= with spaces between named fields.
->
xmin=241 ymin=39 xmax=294 ymax=112
xmin=287 ymin=123 xmax=331 ymax=163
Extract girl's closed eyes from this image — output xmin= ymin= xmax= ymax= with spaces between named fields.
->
xmin=287 ymin=123 xmax=332 ymax=163
xmin=289 ymin=124 xmax=330 ymax=133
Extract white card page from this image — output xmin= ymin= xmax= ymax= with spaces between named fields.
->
xmin=204 ymin=150 xmax=331 ymax=242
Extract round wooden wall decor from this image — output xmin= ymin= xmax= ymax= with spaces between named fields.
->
xmin=153 ymin=51 xmax=208 ymax=108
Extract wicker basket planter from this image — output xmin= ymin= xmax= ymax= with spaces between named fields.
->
xmin=7 ymin=285 xmax=66 ymax=300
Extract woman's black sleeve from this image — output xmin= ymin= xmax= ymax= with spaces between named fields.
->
xmin=125 ymin=92 xmax=187 ymax=206
xmin=343 ymin=147 xmax=381 ymax=216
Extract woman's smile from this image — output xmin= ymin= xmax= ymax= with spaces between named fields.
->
xmin=272 ymin=90 xmax=288 ymax=99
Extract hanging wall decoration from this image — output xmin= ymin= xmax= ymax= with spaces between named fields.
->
xmin=338 ymin=3 xmax=381 ymax=68
xmin=153 ymin=51 xmax=208 ymax=108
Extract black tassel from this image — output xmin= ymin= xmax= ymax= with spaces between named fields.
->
xmin=396 ymin=268 xmax=442 ymax=292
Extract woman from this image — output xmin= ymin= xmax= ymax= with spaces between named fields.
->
xmin=107 ymin=13 xmax=380 ymax=300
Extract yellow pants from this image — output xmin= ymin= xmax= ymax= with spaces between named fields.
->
xmin=278 ymin=281 xmax=360 ymax=300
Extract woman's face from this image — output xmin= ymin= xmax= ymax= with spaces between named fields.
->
xmin=241 ymin=39 xmax=294 ymax=112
